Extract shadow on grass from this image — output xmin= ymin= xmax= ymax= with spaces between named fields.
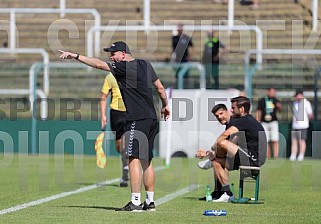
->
xmin=182 ymin=196 xmax=203 ymax=201
xmin=103 ymin=184 xmax=120 ymax=187
xmin=62 ymin=205 xmax=118 ymax=211
xmin=75 ymin=183 xmax=119 ymax=188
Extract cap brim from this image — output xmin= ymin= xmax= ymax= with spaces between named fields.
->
xmin=103 ymin=47 xmax=114 ymax=52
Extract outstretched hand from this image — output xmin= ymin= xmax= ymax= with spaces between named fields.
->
xmin=58 ymin=49 xmax=77 ymax=60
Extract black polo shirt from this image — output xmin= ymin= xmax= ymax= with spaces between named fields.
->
xmin=108 ymin=59 xmax=158 ymax=121
xmin=228 ymin=114 xmax=267 ymax=166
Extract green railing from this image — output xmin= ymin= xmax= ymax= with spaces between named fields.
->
xmin=1 ymin=61 xmax=321 ymax=155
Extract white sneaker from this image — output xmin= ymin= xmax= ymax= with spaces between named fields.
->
xmin=212 ymin=192 xmax=234 ymax=203
xmin=197 ymin=159 xmax=212 ymax=170
xmin=289 ymin=155 xmax=296 ymax=161
xmin=297 ymin=154 xmax=304 ymax=161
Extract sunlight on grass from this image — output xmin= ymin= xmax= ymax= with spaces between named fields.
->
xmin=0 ymin=155 xmax=321 ymax=223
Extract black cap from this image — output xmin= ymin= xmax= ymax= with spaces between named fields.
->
xmin=103 ymin=41 xmax=131 ymax=53
xmin=294 ymin=89 xmax=304 ymax=96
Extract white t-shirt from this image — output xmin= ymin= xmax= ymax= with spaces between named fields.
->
xmin=292 ymin=98 xmax=313 ymax=129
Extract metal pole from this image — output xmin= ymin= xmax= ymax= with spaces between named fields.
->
xmin=60 ymin=0 xmax=66 ymax=18
xmin=313 ymin=67 xmax=320 ymax=130
xmin=244 ymin=62 xmax=250 ymax=97
xmin=165 ymin=87 xmax=173 ymax=168
xmin=10 ymin=10 xmax=15 ymax=50
xmin=29 ymin=63 xmax=38 ymax=112
xmin=198 ymin=63 xmax=206 ymax=90
xmin=255 ymin=27 xmax=263 ymax=66
xmin=144 ymin=0 xmax=151 ymax=30
xmin=312 ymin=0 xmax=318 ymax=32
xmin=87 ymin=27 xmax=94 ymax=58
xmin=41 ymin=50 xmax=50 ymax=95
xmin=228 ymin=0 xmax=234 ymax=30
xmin=93 ymin=11 xmax=101 ymax=57
xmin=31 ymin=66 xmax=38 ymax=154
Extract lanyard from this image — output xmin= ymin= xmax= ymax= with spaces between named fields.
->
xmin=265 ymin=97 xmax=274 ymax=114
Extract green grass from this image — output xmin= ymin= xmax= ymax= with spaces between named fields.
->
xmin=0 ymin=155 xmax=321 ymax=223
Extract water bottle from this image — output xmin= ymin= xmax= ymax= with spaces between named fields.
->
xmin=205 ymin=185 xmax=212 ymax=202
xmin=231 ymin=183 xmax=235 ymax=195
xmin=203 ymin=210 xmax=227 ymax=216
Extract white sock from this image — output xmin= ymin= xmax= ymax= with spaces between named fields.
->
xmin=146 ymin=191 xmax=154 ymax=204
xmin=131 ymin=193 xmax=141 ymax=206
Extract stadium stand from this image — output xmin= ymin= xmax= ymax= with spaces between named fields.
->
xmin=0 ymin=0 xmax=317 ymax=62
xmin=0 ymin=0 xmax=321 ymax=119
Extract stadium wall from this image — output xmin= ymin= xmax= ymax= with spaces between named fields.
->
xmin=0 ymin=120 xmax=320 ymax=159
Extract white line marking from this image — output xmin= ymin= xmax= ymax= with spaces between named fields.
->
xmin=0 ymin=166 xmax=167 ymax=215
xmin=0 ymin=178 xmax=120 ymax=215
xmin=156 ymin=184 xmax=199 ymax=206
xmin=0 ymin=166 xmax=198 ymax=215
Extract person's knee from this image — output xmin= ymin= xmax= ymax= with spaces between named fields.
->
xmin=218 ymin=140 xmax=238 ymax=156
xmin=217 ymin=140 xmax=229 ymax=150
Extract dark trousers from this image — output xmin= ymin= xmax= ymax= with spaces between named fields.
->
xmin=205 ymin=63 xmax=219 ymax=89
xmin=175 ymin=63 xmax=190 ymax=89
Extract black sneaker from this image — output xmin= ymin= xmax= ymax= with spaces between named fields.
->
xmin=115 ymin=201 xmax=143 ymax=212
xmin=119 ymin=180 xmax=128 ymax=187
xmin=142 ymin=201 xmax=156 ymax=211
xmin=199 ymin=191 xmax=223 ymax=201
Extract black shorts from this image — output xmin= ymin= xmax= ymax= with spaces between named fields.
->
xmin=226 ymin=147 xmax=260 ymax=171
xmin=110 ymin=109 xmax=126 ymax=140
xmin=292 ymin=129 xmax=308 ymax=140
xmin=123 ymin=119 xmax=158 ymax=161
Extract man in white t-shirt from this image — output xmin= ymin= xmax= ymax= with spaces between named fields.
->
xmin=290 ymin=90 xmax=313 ymax=161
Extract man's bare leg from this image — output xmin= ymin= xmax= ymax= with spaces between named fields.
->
xmin=272 ymin=141 xmax=279 ymax=159
xmin=141 ymin=159 xmax=154 ymax=192
xmin=213 ymin=159 xmax=229 ymax=186
xmin=290 ymin=138 xmax=298 ymax=160
xmin=128 ymin=157 xmax=142 ymax=205
xmin=298 ymin=139 xmax=306 ymax=161
xmin=266 ymin=143 xmax=271 ymax=159
xmin=141 ymin=159 xmax=155 ymax=208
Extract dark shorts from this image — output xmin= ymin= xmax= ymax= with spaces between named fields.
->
xmin=123 ymin=119 xmax=158 ymax=161
xmin=226 ymin=147 xmax=260 ymax=171
xmin=292 ymin=129 xmax=308 ymax=140
xmin=110 ymin=109 xmax=126 ymax=140
xmin=204 ymin=63 xmax=219 ymax=77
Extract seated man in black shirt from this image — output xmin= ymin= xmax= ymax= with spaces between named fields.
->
xmin=197 ymin=96 xmax=267 ymax=202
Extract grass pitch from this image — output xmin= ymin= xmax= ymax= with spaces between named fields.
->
xmin=0 ymin=154 xmax=321 ymax=224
